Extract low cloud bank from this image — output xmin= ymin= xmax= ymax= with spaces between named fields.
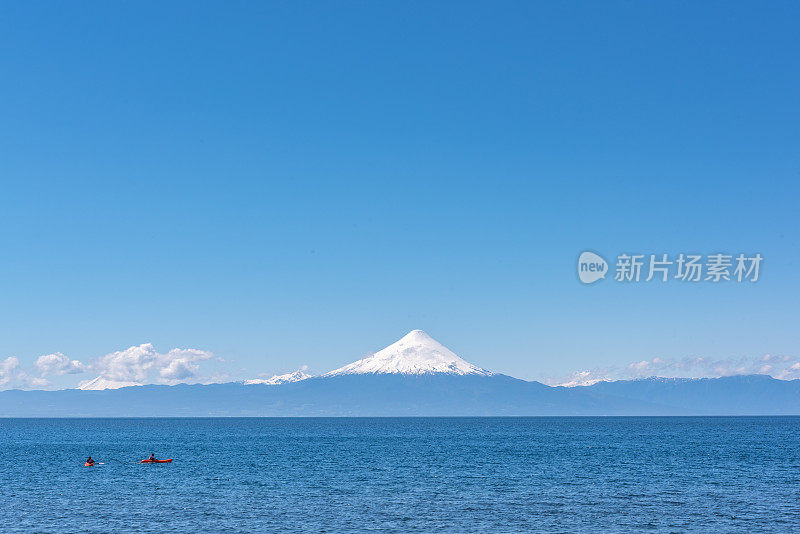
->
xmin=0 ymin=356 xmax=48 ymax=388
xmin=93 ymin=343 xmax=213 ymax=384
xmin=551 ymin=353 xmax=800 ymax=387
xmin=0 ymin=343 xmax=218 ymax=389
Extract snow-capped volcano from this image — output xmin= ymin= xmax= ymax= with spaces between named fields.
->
xmin=76 ymin=376 xmax=141 ymax=390
xmin=325 ymin=330 xmax=491 ymax=377
xmin=243 ymin=369 xmax=311 ymax=385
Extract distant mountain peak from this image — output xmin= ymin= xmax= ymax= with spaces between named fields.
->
xmin=325 ymin=330 xmax=491 ymax=377
xmin=76 ymin=376 xmax=141 ymax=390
xmin=243 ymin=369 xmax=311 ymax=385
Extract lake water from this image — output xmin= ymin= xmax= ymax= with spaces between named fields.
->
xmin=2 ymin=417 xmax=799 ymax=532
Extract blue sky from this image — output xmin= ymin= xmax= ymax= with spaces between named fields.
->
xmin=0 ymin=1 xmax=798 ymax=388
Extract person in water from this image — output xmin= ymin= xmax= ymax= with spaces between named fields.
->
xmin=86 ymin=456 xmax=94 ymax=464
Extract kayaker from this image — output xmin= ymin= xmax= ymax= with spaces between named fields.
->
xmin=148 ymin=453 xmax=156 ymax=461
xmin=86 ymin=456 xmax=95 ymax=465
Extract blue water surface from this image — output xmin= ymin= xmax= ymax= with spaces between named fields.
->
xmin=1 ymin=417 xmax=799 ymax=532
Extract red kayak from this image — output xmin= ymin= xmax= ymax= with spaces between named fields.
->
xmin=140 ymin=459 xmax=173 ymax=463
xmin=84 ymin=462 xmax=95 ymax=467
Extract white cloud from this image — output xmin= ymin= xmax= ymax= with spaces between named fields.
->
xmin=0 ymin=356 xmax=49 ymax=388
xmin=93 ymin=343 xmax=213 ymax=385
xmin=0 ymin=357 xmax=19 ymax=386
xmin=549 ymin=353 xmax=800 ymax=386
xmin=159 ymin=358 xmax=199 ymax=380
xmin=35 ymin=352 xmax=87 ymax=375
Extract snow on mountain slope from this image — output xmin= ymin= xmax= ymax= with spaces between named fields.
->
xmin=76 ymin=376 xmax=141 ymax=390
xmin=326 ymin=330 xmax=491 ymax=376
xmin=243 ymin=369 xmax=311 ymax=385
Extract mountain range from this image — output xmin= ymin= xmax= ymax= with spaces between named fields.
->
xmin=1 ymin=330 xmax=798 ymax=416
